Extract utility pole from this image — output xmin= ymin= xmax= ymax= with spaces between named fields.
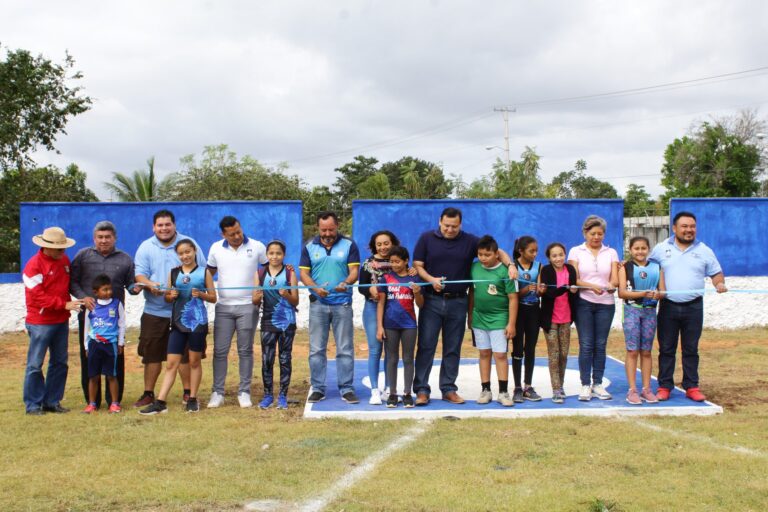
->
xmin=493 ymin=106 xmax=515 ymax=170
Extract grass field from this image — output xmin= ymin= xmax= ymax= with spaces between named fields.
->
xmin=1 ymin=328 xmax=767 ymax=511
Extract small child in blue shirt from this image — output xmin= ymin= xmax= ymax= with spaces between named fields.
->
xmin=83 ymin=274 xmax=125 ymax=414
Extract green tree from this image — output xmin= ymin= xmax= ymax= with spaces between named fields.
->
xmin=332 ymin=156 xmax=380 ymax=210
xmin=104 ymin=157 xmax=167 ymax=201
xmin=623 ymin=183 xmax=655 ymax=217
xmin=661 ymin=117 xmax=762 ymax=199
xmin=0 ymin=47 xmax=91 ymax=172
xmin=163 ymin=145 xmax=306 ymax=201
xmin=380 ymin=156 xmax=453 ymax=199
xmin=0 ymin=164 xmax=97 ymax=271
xmin=357 ymin=172 xmax=391 ymax=199
xmin=461 ymin=147 xmax=544 ymax=198
xmin=545 ymin=160 xmax=619 ymax=199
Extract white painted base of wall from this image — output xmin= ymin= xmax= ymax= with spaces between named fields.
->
xmin=2 ymin=277 xmax=766 ymax=333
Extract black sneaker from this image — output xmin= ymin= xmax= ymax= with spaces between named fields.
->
xmin=402 ymin=394 xmax=415 ymax=408
xmin=523 ymin=386 xmax=542 ymax=402
xmin=139 ymin=400 xmax=168 ymax=415
xmin=341 ymin=391 xmax=360 ymax=404
xmin=307 ymin=391 xmax=326 ymax=403
xmin=185 ymin=398 xmax=199 ymax=413
xmin=42 ymin=404 xmax=70 ymax=413
xmin=386 ymin=394 xmax=398 ymax=408
xmin=513 ymin=387 xmax=525 ymax=403
xmin=26 ymin=409 xmax=45 ymax=416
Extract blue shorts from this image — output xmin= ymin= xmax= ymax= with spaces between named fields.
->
xmin=473 ymin=328 xmax=508 ymax=353
xmin=168 ymin=329 xmax=206 ymax=355
xmin=87 ymin=341 xmax=118 ymax=378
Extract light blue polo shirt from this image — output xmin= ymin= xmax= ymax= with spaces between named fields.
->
xmin=134 ymin=233 xmax=206 ymax=317
xmin=650 ymin=236 xmax=722 ymax=303
xmin=299 ymin=235 xmax=360 ymax=305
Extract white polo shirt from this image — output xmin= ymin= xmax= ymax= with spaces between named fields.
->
xmin=207 ymin=235 xmax=267 ymax=306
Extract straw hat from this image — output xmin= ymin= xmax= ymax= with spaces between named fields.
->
xmin=32 ymin=227 xmax=76 ymax=249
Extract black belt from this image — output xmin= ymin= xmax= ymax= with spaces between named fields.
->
xmin=662 ymin=296 xmax=702 ymax=306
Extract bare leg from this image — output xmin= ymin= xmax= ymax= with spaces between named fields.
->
xmin=625 ymin=350 xmax=639 ymax=391
xmin=178 ymin=363 xmax=191 ymax=390
xmin=479 ymin=349 xmax=492 ymax=383
xmin=493 ymin=352 xmax=508 ymax=382
xmin=107 ymin=377 xmax=119 ymax=403
xmin=157 ymin=355 xmax=182 ymax=401
xmin=640 ymin=350 xmax=653 ymax=390
xmin=144 ymin=362 xmax=162 ymax=393
xmin=88 ymin=377 xmax=98 ymax=404
xmin=188 ymin=351 xmax=202 ymax=398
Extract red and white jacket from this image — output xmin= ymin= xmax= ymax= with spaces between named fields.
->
xmin=23 ymin=249 xmax=73 ymax=324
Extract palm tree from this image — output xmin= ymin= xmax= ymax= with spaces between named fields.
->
xmin=105 ymin=157 xmax=162 ymax=201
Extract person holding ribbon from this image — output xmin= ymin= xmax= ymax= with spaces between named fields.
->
xmin=568 ymin=215 xmax=619 ymax=402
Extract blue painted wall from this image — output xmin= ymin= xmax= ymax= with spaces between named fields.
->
xmin=352 ymin=199 xmax=624 ymax=262
xmin=18 ymin=201 xmax=303 ymax=278
xmin=670 ymin=198 xmax=768 ymax=276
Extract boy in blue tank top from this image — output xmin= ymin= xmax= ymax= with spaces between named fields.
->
xmin=83 ymin=274 xmax=126 ymax=414
xmin=618 ymin=236 xmax=666 ymax=405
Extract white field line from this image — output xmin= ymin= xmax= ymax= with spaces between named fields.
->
xmin=619 ymin=417 xmax=766 ymax=458
xmin=244 ymin=419 xmax=434 ymax=512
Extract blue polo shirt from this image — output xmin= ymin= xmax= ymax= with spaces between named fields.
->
xmin=650 ymin=236 xmax=722 ymax=303
xmin=299 ymin=235 xmax=360 ymax=305
xmin=413 ymin=229 xmax=480 ymax=295
xmin=135 ymin=233 xmax=206 ymax=317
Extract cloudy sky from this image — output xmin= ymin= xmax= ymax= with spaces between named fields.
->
xmin=3 ymin=1 xmax=768 ymax=199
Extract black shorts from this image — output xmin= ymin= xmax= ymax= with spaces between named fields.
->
xmin=87 ymin=341 xmax=118 ymax=378
xmin=168 ymin=329 xmax=207 ymax=354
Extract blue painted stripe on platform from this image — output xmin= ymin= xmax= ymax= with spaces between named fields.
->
xmin=306 ymin=357 xmax=720 ymax=414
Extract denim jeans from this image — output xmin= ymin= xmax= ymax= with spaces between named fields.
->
xmin=575 ymin=298 xmax=615 ymax=386
xmin=362 ymin=300 xmax=387 ymax=390
xmin=413 ymin=295 xmax=468 ymax=395
xmin=308 ymin=301 xmax=354 ymax=395
xmin=212 ymin=304 xmax=259 ymax=395
xmin=24 ymin=322 xmax=70 ymax=412
xmin=657 ymin=298 xmax=703 ymax=390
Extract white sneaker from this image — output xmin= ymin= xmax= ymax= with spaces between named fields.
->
xmin=477 ymin=389 xmax=493 ymax=404
xmin=207 ymin=391 xmax=224 ymax=408
xmin=591 ymin=384 xmax=612 ymax=400
xmin=369 ymin=389 xmax=382 ymax=405
xmin=238 ymin=392 xmax=253 ymax=408
xmin=578 ymin=385 xmax=592 ymax=401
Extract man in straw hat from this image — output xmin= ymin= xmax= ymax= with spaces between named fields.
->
xmin=23 ymin=226 xmax=84 ymax=415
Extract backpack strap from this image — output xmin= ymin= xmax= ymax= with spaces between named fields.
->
xmin=170 ymin=266 xmax=182 ymax=290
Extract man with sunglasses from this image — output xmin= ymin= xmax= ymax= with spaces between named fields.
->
xmin=206 ymin=216 xmax=268 ymax=408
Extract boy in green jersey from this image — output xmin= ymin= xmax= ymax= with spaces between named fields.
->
xmin=468 ymin=236 xmax=518 ymax=406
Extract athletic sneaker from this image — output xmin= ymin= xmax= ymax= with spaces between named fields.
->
xmin=277 ymin=394 xmax=288 ymax=409
xmin=369 ymin=389 xmax=382 ymax=405
xmin=578 ymin=385 xmax=592 ymax=401
xmin=626 ymin=389 xmax=642 ymax=405
xmin=685 ymin=387 xmax=707 ymax=402
xmin=513 ymin=387 xmax=525 ymax=403
xmin=238 ymin=392 xmax=253 ymax=408
xmin=207 ymin=392 xmax=224 ymax=408
xmin=497 ymin=392 xmax=514 ymax=407
xmin=477 ymin=389 xmax=493 ymax=405
xmin=523 ymin=386 xmax=542 ymax=401
xmin=640 ymin=388 xmax=659 ymax=403
xmin=133 ymin=392 xmax=154 ymax=408
xmin=402 ymin=394 xmax=415 ymax=408
xmin=259 ymin=395 xmax=274 ymax=409
xmin=591 ymin=384 xmax=612 ymax=400
xmin=307 ymin=391 xmax=326 ymax=403
xmin=186 ymin=398 xmax=200 ymax=413
xmin=341 ymin=391 xmax=360 ymax=404
xmin=551 ymin=390 xmax=564 ymax=404
xmin=82 ymin=403 xmax=97 ymax=414
xmin=386 ymin=394 xmax=398 ymax=408
xmin=656 ymin=387 xmax=671 ymax=401
xmin=108 ymin=403 xmax=122 ymax=414
xmin=139 ymin=400 xmax=168 ymax=415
